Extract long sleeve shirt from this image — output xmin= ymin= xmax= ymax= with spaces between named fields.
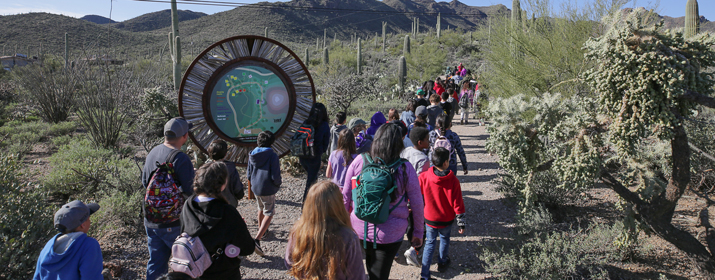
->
xmin=429 ymin=129 xmax=468 ymax=171
xmin=342 ymin=155 xmax=424 ymax=244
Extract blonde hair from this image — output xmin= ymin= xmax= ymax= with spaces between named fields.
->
xmin=288 ymin=181 xmax=353 ymax=280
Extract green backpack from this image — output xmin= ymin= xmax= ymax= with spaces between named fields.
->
xmin=352 ymin=154 xmax=408 ymax=248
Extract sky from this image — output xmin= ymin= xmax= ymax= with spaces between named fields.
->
xmin=1 ymin=0 xmax=713 ymax=23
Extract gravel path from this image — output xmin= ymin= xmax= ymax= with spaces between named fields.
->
xmin=236 ymin=121 xmax=515 ymax=280
xmin=107 ymin=120 xmax=514 ymax=280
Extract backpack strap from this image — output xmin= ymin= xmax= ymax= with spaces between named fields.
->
xmin=157 ymin=149 xmax=181 ymax=168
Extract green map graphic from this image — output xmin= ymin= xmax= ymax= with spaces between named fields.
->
xmin=210 ymin=65 xmax=290 ymax=141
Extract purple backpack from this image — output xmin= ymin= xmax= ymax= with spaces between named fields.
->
xmin=169 ymin=233 xmax=213 ymax=278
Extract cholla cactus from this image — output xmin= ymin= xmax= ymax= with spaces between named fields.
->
xmin=583 ymin=8 xmax=715 ymax=154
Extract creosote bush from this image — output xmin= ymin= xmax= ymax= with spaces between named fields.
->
xmin=0 ymin=154 xmax=54 ymax=278
xmin=42 ymin=138 xmax=138 ymax=198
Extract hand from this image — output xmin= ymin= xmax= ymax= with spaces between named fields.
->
xmin=463 ymin=169 xmax=469 ymax=175
xmin=458 ymin=228 xmax=465 ymax=234
xmin=411 ymin=237 xmax=423 ymax=248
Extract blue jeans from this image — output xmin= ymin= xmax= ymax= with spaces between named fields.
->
xmin=421 ymin=225 xmax=452 ymax=279
xmin=146 ymin=226 xmax=181 ymax=280
xmin=299 ymin=156 xmax=322 ymax=201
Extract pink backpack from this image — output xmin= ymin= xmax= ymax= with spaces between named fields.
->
xmin=432 ymin=130 xmax=455 ymax=161
xmin=169 ymin=233 xmax=213 ymax=278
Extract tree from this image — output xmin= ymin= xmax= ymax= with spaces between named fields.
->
xmin=316 ymin=64 xmax=384 ymax=114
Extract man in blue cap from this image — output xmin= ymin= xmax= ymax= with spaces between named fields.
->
xmin=33 ymin=200 xmax=103 ymax=280
xmin=142 ymin=117 xmax=196 ymax=280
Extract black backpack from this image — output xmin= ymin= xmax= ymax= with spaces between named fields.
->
xmin=290 ymin=122 xmax=315 ymax=157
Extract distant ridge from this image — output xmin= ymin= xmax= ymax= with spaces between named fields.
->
xmin=114 ymin=9 xmax=207 ymax=32
xmin=80 ymin=15 xmax=116 ymax=24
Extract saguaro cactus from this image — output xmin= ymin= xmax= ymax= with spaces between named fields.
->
xmin=398 ymin=56 xmax=407 ymax=91
xmin=264 ymin=27 xmax=268 ymax=37
xmin=304 ymin=48 xmax=309 ymax=66
xmin=416 ymin=17 xmax=420 ymax=34
xmin=64 ymin=33 xmax=68 ymax=68
xmin=323 ymin=29 xmax=327 ymax=48
xmin=170 ymin=0 xmax=182 ymax=90
xmin=685 ymin=0 xmax=700 ymax=38
xmin=437 ymin=13 xmax=441 ymax=39
xmin=382 ymin=22 xmax=387 ymax=53
xmin=512 ymin=0 xmax=522 ymax=30
xmin=323 ymin=47 xmax=329 ymax=64
xmin=404 ymin=35 xmax=410 ymax=55
xmin=357 ymin=38 xmax=362 ymax=75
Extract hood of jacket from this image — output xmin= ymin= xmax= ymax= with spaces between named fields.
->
xmin=366 ymin=112 xmax=386 ymax=135
xmin=181 ymin=195 xmax=225 ymax=237
xmin=38 ymin=233 xmax=90 ymax=272
xmin=249 ymin=147 xmax=274 ymax=166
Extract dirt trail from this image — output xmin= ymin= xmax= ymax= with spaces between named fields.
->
xmin=234 ymin=121 xmax=514 ymax=280
xmin=109 ymin=120 xmax=514 ymax=279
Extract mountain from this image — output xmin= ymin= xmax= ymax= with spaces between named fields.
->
xmin=157 ymin=0 xmax=507 ymax=47
xmin=114 ymin=9 xmax=208 ymax=32
xmin=623 ymin=8 xmax=714 ymax=33
xmin=0 ymin=13 xmax=161 ymax=57
xmin=80 ymin=15 xmax=116 ymax=24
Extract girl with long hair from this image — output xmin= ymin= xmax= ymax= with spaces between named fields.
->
xmin=299 ymin=103 xmax=331 ymax=202
xmin=326 ymin=129 xmax=358 ymax=187
xmin=429 ymin=114 xmax=469 ymax=176
xmin=342 ymin=124 xmax=425 ymax=280
xmin=286 ymin=180 xmax=366 ymax=280
xmin=179 ymin=161 xmax=255 ymax=279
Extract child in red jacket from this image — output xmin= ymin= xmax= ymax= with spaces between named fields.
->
xmin=418 ymin=147 xmax=466 ymax=279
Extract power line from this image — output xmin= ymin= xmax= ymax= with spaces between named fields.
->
xmin=130 ymin=0 xmax=491 ymax=17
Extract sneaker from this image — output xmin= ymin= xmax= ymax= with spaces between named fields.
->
xmin=404 ymin=247 xmax=421 ymax=267
xmin=254 ymin=240 xmax=265 ymax=257
xmin=437 ymin=257 xmax=451 ymax=273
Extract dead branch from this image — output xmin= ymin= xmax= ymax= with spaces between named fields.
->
xmin=682 ymin=90 xmax=715 ymax=109
xmin=691 ymin=143 xmax=715 ymax=164
xmin=70 ymin=168 xmax=118 ymax=190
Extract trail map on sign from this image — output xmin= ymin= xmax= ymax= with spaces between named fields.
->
xmin=210 ymin=65 xmax=290 ymax=142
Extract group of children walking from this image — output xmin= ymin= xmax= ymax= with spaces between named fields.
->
xmin=33 ymin=72 xmax=477 ymax=280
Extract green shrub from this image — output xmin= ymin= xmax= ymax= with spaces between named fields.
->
xmin=48 ymin=121 xmax=77 ymax=136
xmin=90 ymin=188 xmax=144 ymax=239
xmin=51 ymin=135 xmax=73 ymax=148
xmin=0 ymin=154 xmax=54 ymax=278
xmin=42 ymin=139 xmax=139 ymax=198
xmin=483 ymin=221 xmax=623 ymax=279
xmin=0 ymin=121 xmax=76 ymax=155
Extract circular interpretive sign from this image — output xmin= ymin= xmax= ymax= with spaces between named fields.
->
xmin=179 ymin=36 xmax=315 ymax=165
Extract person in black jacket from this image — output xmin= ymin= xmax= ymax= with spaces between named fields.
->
xmin=207 ymin=140 xmax=244 ymax=207
xmin=299 ymin=103 xmax=330 ymax=202
xmin=180 ymin=161 xmax=255 ymax=280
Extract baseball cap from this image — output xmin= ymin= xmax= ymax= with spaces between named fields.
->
xmin=415 ymin=105 xmax=427 ymax=117
xmin=164 ymin=117 xmax=193 ymax=138
xmin=415 ymin=89 xmax=425 ymax=96
xmin=54 ymin=200 xmax=100 ymax=233
xmin=348 ymin=118 xmax=367 ymax=130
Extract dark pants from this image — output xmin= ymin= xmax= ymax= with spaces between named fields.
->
xmin=406 ymin=210 xmax=424 ymax=251
xmin=361 ymin=240 xmax=402 ymax=280
xmin=299 ymin=156 xmax=321 ymax=201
